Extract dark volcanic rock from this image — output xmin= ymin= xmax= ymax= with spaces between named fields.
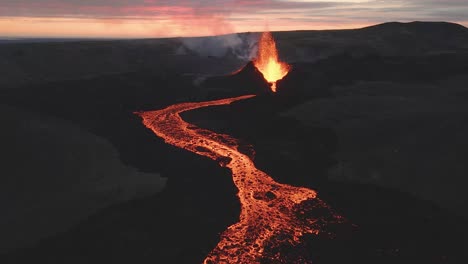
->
xmin=2 ymin=21 xmax=468 ymax=264
xmin=276 ymin=63 xmax=332 ymax=99
xmin=202 ymin=61 xmax=271 ymax=96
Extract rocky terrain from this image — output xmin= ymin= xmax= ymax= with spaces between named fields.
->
xmin=1 ymin=21 xmax=467 ymax=263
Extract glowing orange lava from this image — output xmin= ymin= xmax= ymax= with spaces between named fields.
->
xmin=136 ymin=95 xmax=344 ymax=263
xmin=254 ymin=32 xmax=291 ymax=92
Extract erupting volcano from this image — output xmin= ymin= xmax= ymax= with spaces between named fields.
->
xmin=254 ymin=32 xmax=291 ymax=92
xmin=135 ymin=31 xmax=344 ymax=264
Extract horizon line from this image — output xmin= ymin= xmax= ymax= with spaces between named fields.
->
xmin=1 ymin=20 xmax=466 ymax=40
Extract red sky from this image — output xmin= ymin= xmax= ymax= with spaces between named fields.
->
xmin=0 ymin=0 xmax=467 ymax=38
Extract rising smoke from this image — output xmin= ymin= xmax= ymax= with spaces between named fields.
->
xmin=180 ymin=32 xmax=260 ymax=61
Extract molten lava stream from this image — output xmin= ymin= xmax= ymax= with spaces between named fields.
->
xmin=136 ymin=95 xmax=343 ymax=263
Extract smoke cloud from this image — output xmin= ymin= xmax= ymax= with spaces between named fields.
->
xmin=180 ymin=32 xmax=259 ymax=60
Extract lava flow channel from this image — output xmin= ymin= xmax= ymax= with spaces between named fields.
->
xmin=136 ymin=95 xmax=343 ymax=263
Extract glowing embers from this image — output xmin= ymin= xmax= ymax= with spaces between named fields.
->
xmin=254 ymin=32 xmax=291 ymax=92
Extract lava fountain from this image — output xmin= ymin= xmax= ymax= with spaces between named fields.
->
xmin=254 ymin=32 xmax=291 ymax=92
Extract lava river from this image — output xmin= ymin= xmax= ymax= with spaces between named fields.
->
xmin=137 ymin=95 xmax=343 ymax=263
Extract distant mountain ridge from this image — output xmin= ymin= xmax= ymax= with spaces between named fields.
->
xmin=1 ymin=21 xmax=467 ymax=89
xmin=361 ymin=21 xmax=468 ymax=32
xmin=272 ymin=21 xmax=468 ymax=62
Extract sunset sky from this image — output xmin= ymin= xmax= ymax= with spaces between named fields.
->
xmin=1 ymin=0 xmax=467 ymax=38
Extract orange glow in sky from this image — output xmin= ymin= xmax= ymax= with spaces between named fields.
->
xmin=0 ymin=0 xmax=467 ymax=38
xmin=0 ymin=16 xmax=370 ymax=38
